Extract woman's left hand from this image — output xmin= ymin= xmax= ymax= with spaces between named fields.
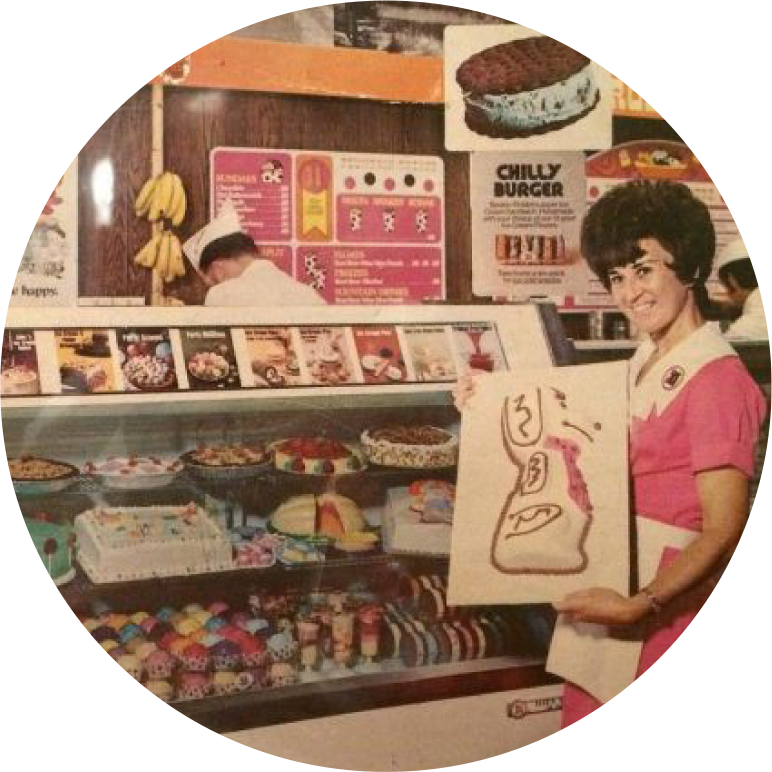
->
xmin=553 ymin=588 xmax=649 ymax=627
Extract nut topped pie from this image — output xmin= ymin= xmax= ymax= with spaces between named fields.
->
xmin=361 ymin=425 xmax=459 ymax=468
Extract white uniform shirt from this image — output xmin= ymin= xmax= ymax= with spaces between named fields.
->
xmin=204 ymin=259 xmax=326 ymax=307
xmin=725 ymin=288 xmax=768 ymax=340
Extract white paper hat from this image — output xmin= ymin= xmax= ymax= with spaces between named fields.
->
xmin=182 ymin=202 xmax=243 ymax=272
xmin=714 ymin=237 xmax=749 ymax=271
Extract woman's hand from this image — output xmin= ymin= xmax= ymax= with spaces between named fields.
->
xmin=452 ymin=374 xmax=479 ymax=412
xmin=553 ymin=587 xmax=651 ymax=627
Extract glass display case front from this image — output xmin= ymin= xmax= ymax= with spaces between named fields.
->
xmin=3 ymin=304 xmax=568 ymax=731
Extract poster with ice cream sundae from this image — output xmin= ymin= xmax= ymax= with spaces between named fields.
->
xmin=448 ymin=362 xmax=629 ymax=605
xmin=0 ymin=137 xmax=78 ymax=307
xmin=451 ymin=323 xmax=506 ymax=375
xmin=1 ymin=330 xmax=41 ymax=396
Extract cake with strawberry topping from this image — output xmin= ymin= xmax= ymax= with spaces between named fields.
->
xmin=271 ymin=437 xmax=365 ymax=475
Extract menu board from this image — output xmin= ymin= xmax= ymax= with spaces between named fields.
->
xmin=1 ymin=322 xmax=510 ymax=397
xmin=211 ymin=148 xmax=445 ymax=304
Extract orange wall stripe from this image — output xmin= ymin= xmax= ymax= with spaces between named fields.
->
xmin=152 ymin=38 xmax=444 ymax=103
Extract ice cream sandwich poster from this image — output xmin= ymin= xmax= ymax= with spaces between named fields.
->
xmin=0 ymin=137 xmax=78 ymax=308
xmin=470 ymin=152 xmax=587 ymax=301
xmin=447 ymin=362 xmax=629 ymax=605
xmin=444 ymin=25 xmax=612 ymax=152
xmin=242 ymin=327 xmax=305 ymax=388
xmin=1 ymin=330 xmax=41 ymax=396
xmin=211 ymin=148 xmax=445 ymax=304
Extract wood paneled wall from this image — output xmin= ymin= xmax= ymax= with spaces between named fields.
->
xmin=77 ymin=86 xmax=473 ymax=305
xmin=76 ymin=85 xmax=680 ymax=305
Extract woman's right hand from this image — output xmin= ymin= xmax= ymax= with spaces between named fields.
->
xmin=452 ymin=374 xmax=479 ymax=412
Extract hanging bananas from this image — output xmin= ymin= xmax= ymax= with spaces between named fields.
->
xmin=133 ymin=230 xmax=186 ymax=283
xmin=133 ymin=170 xmax=188 ymax=283
xmin=134 ymin=171 xmax=187 ymax=225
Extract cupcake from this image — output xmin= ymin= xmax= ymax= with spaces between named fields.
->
xmin=211 ymin=640 xmax=242 ymax=671
xmin=177 ymin=671 xmax=211 ymax=701
xmin=145 ymin=649 xmax=176 ymax=680
xmin=180 ymin=643 xmax=210 ymax=673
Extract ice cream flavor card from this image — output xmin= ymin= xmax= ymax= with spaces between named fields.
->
xmin=298 ymin=326 xmax=361 ymax=386
xmin=448 ymin=362 xmax=629 ymax=605
xmin=55 ymin=329 xmax=116 ymax=394
xmin=352 ymin=326 xmax=407 ymax=384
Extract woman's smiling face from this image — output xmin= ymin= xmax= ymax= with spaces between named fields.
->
xmin=608 ymin=238 xmax=697 ymax=345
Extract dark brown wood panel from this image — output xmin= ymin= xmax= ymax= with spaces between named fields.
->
xmin=78 ymin=87 xmax=153 ymax=301
xmin=162 ymin=88 xmax=469 ymax=304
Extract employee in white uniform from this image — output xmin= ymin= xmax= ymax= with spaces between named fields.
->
xmin=714 ymin=237 xmax=767 ymax=340
xmin=183 ymin=205 xmax=326 ymax=307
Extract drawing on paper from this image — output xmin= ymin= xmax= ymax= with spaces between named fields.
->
xmin=490 ymin=386 xmax=601 ymax=575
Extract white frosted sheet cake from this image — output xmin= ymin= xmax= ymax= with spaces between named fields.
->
xmin=383 ymin=487 xmax=452 ymax=556
xmin=75 ymin=503 xmax=233 ymax=583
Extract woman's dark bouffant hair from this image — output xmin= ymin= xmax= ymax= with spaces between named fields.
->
xmin=581 ymin=180 xmax=716 ymax=313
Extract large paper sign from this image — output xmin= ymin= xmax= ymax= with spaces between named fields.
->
xmin=447 ymin=362 xmax=629 ymax=605
xmin=471 ymin=151 xmax=587 ymax=299
xmin=444 ymin=25 xmax=612 ymax=152
xmin=211 ymin=148 xmax=445 ymax=304
xmin=0 ymin=137 xmax=78 ymax=307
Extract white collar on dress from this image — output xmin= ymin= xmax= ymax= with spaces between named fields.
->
xmin=629 ymin=324 xmax=737 ymax=421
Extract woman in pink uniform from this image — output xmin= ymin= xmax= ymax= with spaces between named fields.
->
xmin=555 ymin=180 xmax=767 ymax=725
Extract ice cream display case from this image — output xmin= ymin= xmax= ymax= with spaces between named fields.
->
xmin=3 ymin=304 xmax=572 ymax=732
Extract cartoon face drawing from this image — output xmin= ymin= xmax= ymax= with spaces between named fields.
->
xmin=416 ymin=209 xmax=429 ymax=233
xmin=261 ymin=161 xmax=284 ymax=184
xmin=382 ymin=209 xmax=396 ymax=233
xmin=491 ymin=386 xmax=601 ymax=575
xmin=303 ymin=253 xmax=319 ymax=271
xmin=349 ymin=208 xmax=363 ymax=232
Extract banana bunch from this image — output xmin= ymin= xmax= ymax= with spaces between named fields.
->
xmin=134 ymin=229 xmax=186 ymax=283
xmin=134 ymin=171 xmax=187 ymax=226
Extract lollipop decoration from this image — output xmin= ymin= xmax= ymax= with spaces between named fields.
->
xmin=43 ymin=536 xmax=58 ymax=577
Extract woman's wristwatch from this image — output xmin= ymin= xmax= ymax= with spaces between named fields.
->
xmin=639 ymin=587 xmax=664 ymax=616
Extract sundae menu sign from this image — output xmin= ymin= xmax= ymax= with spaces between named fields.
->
xmin=211 ymin=148 xmax=445 ymax=305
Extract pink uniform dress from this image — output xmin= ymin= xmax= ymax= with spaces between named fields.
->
xmin=562 ymin=324 xmax=767 ymax=727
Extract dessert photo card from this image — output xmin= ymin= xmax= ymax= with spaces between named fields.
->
xmin=444 ymin=25 xmax=612 ymax=151
xmin=352 ymin=325 xmax=407 ymax=384
xmin=243 ymin=326 xmax=305 ymax=388
xmin=298 ymin=326 xmax=362 ymax=386
xmin=179 ymin=328 xmax=241 ymax=390
xmin=1 ymin=329 xmax=41 ymax=396
xmin=54 ymin=329 xmax=116 ymax=394
xmin=447 ymin=362 xmax=629 ymax=605
xmin=116 ymin=328 xmax=177 ymax=392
